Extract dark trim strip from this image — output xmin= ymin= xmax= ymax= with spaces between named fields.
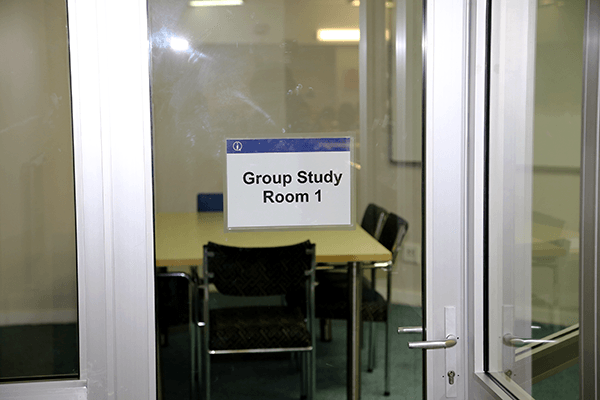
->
xmin=532 ymin=166 xmax=581 ymax=174
xmin=483 ymin=0 xmax=492 ymax=374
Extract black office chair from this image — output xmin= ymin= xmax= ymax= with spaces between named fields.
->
xmin=201 ymin=241 xmax=317 ymax=400
xmin=197 ymin=193 xmax=224 ymax=212
xmin=155 ymin=268 xmax=202 ymax=400
xmin=315 ymin=213 xmax=408 ymax=396
xmin=316 ymin=203 xmax=387 ymax=274
xmin=315 ymin=203 xmax=388 ymax=338
xmin=361 ymin=203 xmax=389 ymax=239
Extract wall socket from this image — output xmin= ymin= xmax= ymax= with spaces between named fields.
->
xmin=402 ymin=242 xmax=421 ymax=264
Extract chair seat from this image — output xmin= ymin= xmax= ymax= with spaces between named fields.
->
xmin=209 ymin=306 xmax=312 ymax=351
xmin=315 ymin=273 xmax=388 ymax=322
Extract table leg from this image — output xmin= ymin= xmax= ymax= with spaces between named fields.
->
xmin=347 ymin=261 xmax=362 ymax=400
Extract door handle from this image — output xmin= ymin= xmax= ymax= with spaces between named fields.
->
xmin=502 ymin=333 xmax=555 ymax=347
xmin=399 ymin=307 xmax=457 ymax=396
xmin=397 ymin=326 xmax=423 ymax=334
xmin=397 ymin=326 xmax=457 ymax=348
xmin=408 ymin=334 xmax=457 ymax=349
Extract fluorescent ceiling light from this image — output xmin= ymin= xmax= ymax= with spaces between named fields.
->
xmin=317 ymin=29 xmax=360 ymax=42
xmin=317 ymin=29 xmax=390 ymax=42
xmin=189 ymin=0 xmax=243 ymax=6
xmin=351 ymin=0 xmax=394 ymax=8
xmin=539 ymin=0 xmax=565 ymax=6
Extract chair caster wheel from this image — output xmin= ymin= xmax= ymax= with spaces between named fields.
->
xmin=300 ymin=395 xmax=307 ymax=400
xmin=367 ymin=368 xmax=373 ymax=373
xmin=384 ymin=391 xmax=390 ymax=396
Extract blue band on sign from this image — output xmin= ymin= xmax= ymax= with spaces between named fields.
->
xmin=227 ymin=138 xmax=351 ymax=154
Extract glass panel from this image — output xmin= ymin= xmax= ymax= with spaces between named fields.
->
xmin=389 ymin=0 xmax=423 ymax=398
xmin=487 ymin=0 xmax=583 ymax=397
xmin=0 ymin=0 xmax=78 ymax=382
xmin=149 ymin=0 xmax=423 ymax=398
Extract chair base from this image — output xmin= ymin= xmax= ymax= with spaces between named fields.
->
xmin=320 ymin=318 xmax=333 ymax=342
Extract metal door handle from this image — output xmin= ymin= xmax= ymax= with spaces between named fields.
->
xmin=503 ymin=334 xmax=555 ymax=347
xmin=408 ymin=334 xmax=457 ymax=349
xmin=397 ymin=326 xmax=423 ymax=334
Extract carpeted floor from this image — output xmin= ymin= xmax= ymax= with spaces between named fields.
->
xmin=0 ymin=304 xmax=579 ymax=399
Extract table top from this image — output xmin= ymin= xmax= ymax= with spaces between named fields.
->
xmin=530 ymin=222 xmax=579 ymax=257
xmin=155 ymin=212 xmax=392 ymax=267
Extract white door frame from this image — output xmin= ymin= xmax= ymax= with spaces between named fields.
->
xmin=0 ymin=0 xmax=156 ymax=398
xmin=422 ymin=0 xmax=469 ymax=399
xmin=424 ymin=0 xmax=534 ymax=398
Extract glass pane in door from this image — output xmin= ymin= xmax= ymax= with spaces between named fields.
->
xmin=148 ymin=0 xmax=424 ymax=398
xmin=0 ymin=0 xmax=78 ymax=382
xmin=486 ymin=0 xmax=584 ymax=397
xmin=388 ymin=0 xmax=424 ymax=398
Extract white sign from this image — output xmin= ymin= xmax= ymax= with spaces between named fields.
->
xmin=225 ymin=137 xmax=353 ymax=230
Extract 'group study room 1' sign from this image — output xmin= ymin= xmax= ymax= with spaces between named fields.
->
xmin=225 ymin=137 xmax=353 ymax=230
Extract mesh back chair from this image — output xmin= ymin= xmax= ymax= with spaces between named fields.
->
xmin=314 ymin=213 xmax=408 ymax=396
xmin=155 ymin=269 xmax=202 ymax=400
xmin=316 ymin=203 xmax=388 ymax=337
xmin=201 ymin=241 xmax=317 ymax=400
xmin=197 ymin=193 xmax=224 ymax=212
xmin=317 ymin=204 xmax=387 ymax=273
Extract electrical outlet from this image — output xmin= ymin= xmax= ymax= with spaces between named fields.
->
xmin=402 ymin=242 xmax=421 ymax=264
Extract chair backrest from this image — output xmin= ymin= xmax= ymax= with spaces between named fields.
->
xmin=378 ymin=213 xmax=409 ymax=263
xmin=361 ymin=203 xmax=388 ymax=239
xmin=197 ymin=193 xmax=224 ymax=212
xmin=204 ymin=241 xmax=315 ymax=297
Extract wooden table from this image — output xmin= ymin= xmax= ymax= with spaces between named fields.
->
xmin=155 ymin=212 xmax=392 ymax=400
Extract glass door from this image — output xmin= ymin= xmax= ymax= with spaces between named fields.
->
xmin=148 ymin=0 xmax=427 ymax=399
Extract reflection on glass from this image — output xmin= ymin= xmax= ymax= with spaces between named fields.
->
xmin=170 ymin=37 xmax=191 ymax=51
xmin=150 ymin=0 xmax=424 ymax=398
xmin=529 ymin=0 xmax=584 ymax=397
xmin=488 ymin=0 xmax=583 ymax=398
xmin=151 ymin=1 xmax=364 ymax=212
xmin=0 ymin=0 xmax=78 ymax=381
